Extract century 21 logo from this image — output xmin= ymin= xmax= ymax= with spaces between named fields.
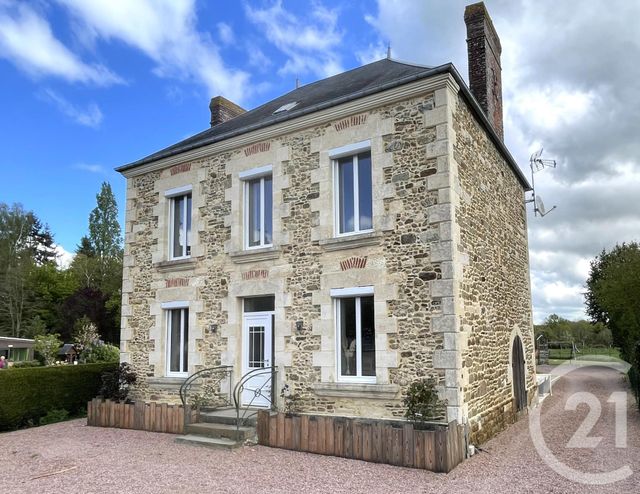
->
xmin=529 ymin=359 xmax=632 ymax=485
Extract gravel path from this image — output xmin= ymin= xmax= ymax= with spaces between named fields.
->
xmin=1 ymin=365 xmax=638 ymax=493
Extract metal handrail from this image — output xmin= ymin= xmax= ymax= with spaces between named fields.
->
xmin=179 ymin=365 xmax=233 ymax=428
xmin=233 ymin=366 xmax=277 ymax=430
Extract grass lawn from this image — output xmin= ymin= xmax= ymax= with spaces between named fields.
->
xmin=546 ymin=346 xmax=621 ymax=365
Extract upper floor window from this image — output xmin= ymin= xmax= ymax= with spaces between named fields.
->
xmin=240 ymin=165 xmax=273 ymax=249
xmin=170 ymin=193 xmax=192 ymax=259
xmin=331 ymin=141 xmax=372 ymax=235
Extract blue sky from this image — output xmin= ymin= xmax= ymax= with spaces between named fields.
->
xmin=1 ymin=1 xmax=639 ymax=323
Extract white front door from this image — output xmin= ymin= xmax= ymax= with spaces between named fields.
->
xmin=241 ymin=313 xmax=273 ymax=407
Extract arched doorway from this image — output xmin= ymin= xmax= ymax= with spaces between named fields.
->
xmin=512 ymin=335 xmax=527 ymax=412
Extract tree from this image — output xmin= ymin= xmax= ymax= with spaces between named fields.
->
xmin=0 ymin=203 xmax=57 ymax=337
xmin=72 ymin=316 xmax=101 ymax=361
xmin=534 ymin=315 xmax=612 ymax=348
xmin=34 ymin=333 xmax=63 ymax=366
xmin=66 ymin=182 xmax=123 ymax=345
xmin=586 ymin=243 xmax=640 ymax=364
xmin=88 ymin=182 xmax=122 ymax=266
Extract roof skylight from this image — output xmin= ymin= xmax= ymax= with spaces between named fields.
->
xmin=273 ymin=102 xmax=298 ymax=114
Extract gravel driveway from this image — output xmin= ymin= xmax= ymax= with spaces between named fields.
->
xmin=2 ymin=365 xmax=638 ymax=493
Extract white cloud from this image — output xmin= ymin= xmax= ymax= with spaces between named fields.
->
xmin=246 ymin=42 xmax=272 ymax=72
xmin=355 ymin=41 xmax=387 ymax=66
xmin=217 ymin=22 xmax=234 ymax=45
xmin=511 ymin=87 xmax=596 ymax=131
xmin=56 ymin=0 xmax=250 ymax=103
xmin=245 ymin=0 xmax=344 ymax=78
xmin=40 ymin=89 xmax=103 ymax=128
xmin=54 ymin=244 xmax=74 ymax=269
xmin=0 ymin=2 xmax=122 ymax=85
xmin=74 ymin=163 xmax=106 ymax=174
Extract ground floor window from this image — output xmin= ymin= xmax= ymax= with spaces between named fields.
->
xmin=336 ymin=295 xmax=375 ymax=381
xmin=167 ymin=308 xmax=188 ymax=376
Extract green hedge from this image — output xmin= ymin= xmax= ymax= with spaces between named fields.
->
xmin=0 ymin=362 xmax=117 ymax=431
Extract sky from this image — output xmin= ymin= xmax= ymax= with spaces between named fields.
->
xmin=0 ymin=0 xmax=638 ymax=324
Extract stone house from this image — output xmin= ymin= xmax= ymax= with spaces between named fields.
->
xmin=117 ymin=2 xmax=536 ymax=444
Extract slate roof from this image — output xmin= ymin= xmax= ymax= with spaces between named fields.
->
xmin=116 ymin=58 xmax=529 ymax=189
xmin=58 ymin=344 xmax=76 ymax=355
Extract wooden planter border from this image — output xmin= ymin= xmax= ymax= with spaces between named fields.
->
xmin=257 ymin=411 xmax=466 ymax=473
xmin=87 ymin=398 xmax=196 ymax=434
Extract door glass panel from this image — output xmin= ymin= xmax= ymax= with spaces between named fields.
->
xmin=340 ymin=298 xmax=357 ymax=376
xmin=360 ymin=296 xmax=376 ymax=376
xmin=244 ymin=296 xmax=275 ymax=312
xmin=338 ymin=157 xmax=354 ymax=233
xmin=357 ymin=152 xmax=372 ymax=230
xmin=249 ymin=325 xmax=265 ymax=368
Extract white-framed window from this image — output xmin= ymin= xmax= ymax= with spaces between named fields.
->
xmin=165 ymin=306 xmax=189 ymax=377
xmin=331 ymin=141 xmax=373 ymax=236
xmin=331 ymin=286 xmax=376 ymax=383
xmin=166 ymin=185 xmax=192 ymax=260
xmin=240 ymin=165 xmax=273 ymax=249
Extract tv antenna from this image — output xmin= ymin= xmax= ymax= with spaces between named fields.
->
xmin=525 ymin=148 xmax=557 ymax=217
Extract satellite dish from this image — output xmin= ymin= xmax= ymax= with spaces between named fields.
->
xmin=534 ymin=194 xmax=556 ymax=217
xmin=536 ymin=195 xmax=546 ymax=215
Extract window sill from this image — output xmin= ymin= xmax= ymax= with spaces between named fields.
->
xmin=229 ymin=246 xmax=281 ymax=264
xmin=319 ymin=232 xmax=382 ymax=252
xmin=147 ymin=377 xmax=187 ymax=389
xmin=311 ymin=382 xmax=400 ymax=399
xmin=154 ymin=258 xmax=197 ymax=273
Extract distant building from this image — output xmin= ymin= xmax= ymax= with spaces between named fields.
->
xmin=0 ymin=336 xmax=35 ymax=362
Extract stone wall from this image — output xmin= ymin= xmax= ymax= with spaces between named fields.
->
xmin=452 ymin=95 xmax=536 ymax=444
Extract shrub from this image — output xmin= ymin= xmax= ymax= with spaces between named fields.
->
xmin=39 ymin=409 xmax=70 ymax=426
xmin=34 ymin=333 xmax=63 ymax=366
xmin=11 ymin=360 xmax=42 ymax=369
xmin=84 ymin=343 xmax=120 ymax=363
xmin=98 ymin=363 xmax=137 ymax=403
xmin=403 ymin=378 xmax=444 ymax=423
xmin=0 ymin=362 xmax=117 ymax=431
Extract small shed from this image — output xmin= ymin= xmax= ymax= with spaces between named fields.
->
xmin=58 ymin=344 xmax=78 ymax=363
xmin=0 ymin=336 xmax=35 ymax=362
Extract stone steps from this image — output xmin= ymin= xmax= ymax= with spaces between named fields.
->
xmin=199 ymin=407 xmax=259 ymax=426
xmin=185 ymin=422 xmax=255 ymax=441
xmin=175 ymin=407 xmax=261 ymax=449
xmin=175 ymin=434 xmax=241 ymax=450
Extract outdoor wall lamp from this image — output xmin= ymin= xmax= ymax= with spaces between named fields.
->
xmin=295 ymin=320 xmax=304 ymax=333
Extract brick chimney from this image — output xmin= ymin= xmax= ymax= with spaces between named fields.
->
xmin=464 ymin=2 xmax=503 ymax=139
xmin=209 ymin=96 xmax=246 ymax=127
